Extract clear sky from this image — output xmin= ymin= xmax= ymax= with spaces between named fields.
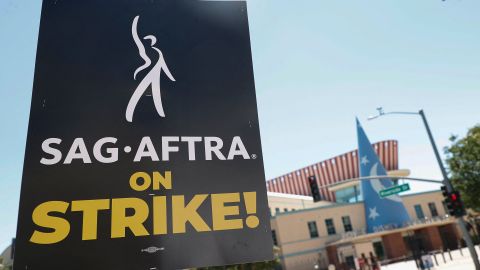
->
xmin=1 ymin=0 xmax=479 ymax=250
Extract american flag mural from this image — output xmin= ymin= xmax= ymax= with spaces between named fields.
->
xmin=266 ymin=140 xmax=399 ymax=202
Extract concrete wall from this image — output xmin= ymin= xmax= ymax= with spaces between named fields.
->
xmin=271 ymin=202 xmax=365 ymax=269
xmin=402 ymin=191 xmax=446 ymax=219
xmin=270 ymin=191 xmax=449 ymax=270
xmin=267 ymin=192 xmax=331 ymax=216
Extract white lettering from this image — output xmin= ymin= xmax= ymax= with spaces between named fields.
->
xmin=227 ymin=136 xmax=250 ymax=160
xmin=39 ymin=136 xmax=250 ymax=165
xmin=134 ymin=137 xmax=159 ymax=162
xmin=93 ymin=137 xmax=118 ymax=163
xmin=64 ymin=138 xmax=92 ymax=164
xmin=181 ymin=137 xmax=202 ymax=161
xmin=205 ymin=137 xmax=226 ymax=160
xmin=40 ymin=138 xmax=62 ymax=165
xmin=161 ymin=136 xmax=179 ymax=161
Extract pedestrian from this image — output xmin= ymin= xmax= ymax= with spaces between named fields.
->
xmin=369 ymin=252 xmax=380 ymax=270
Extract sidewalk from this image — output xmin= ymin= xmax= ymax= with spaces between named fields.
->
xmin=381 ymin=246 xmax=480 ymax=270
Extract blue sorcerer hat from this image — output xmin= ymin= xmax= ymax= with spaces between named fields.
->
xmin=356 ymin=118 xmax=410 ymax=233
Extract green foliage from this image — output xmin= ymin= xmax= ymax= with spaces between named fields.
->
xmin=445 ymin=125 xmax=480 ymax=212
xmin=194 ymin=259 xmax=281 ymax=270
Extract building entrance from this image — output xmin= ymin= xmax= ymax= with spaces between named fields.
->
xmin=372 ymin=241 xmax=385 ymax=261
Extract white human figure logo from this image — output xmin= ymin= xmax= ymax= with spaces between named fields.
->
xmin=125 ymin=15 xmax=176 ymax=122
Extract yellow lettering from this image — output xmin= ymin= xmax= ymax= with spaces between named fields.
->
xmin=152 ymin=171 xmax=172 ymax=190
xmin=30 ymin=201 xmax=70 ymax=244
xmin=172 ymin=195 xmax=210 ymax=233
xmin=111 ymin=198 xmax=149 ymax=238
xmin=153 ymin=196 xmax=167 ymax=235
xmin=71 ymin=199 xmax=110 ymax=240
xmin=129 ymin=172 xmax=151 ymax=191
xmin=211 ymin=193 xmax=242 ymax=230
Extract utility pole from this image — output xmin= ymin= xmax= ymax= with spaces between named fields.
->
xmin=418 ymin=109 xmax=480 ymax=270
xmin=367 ymin=107 xmax=480 ymax=270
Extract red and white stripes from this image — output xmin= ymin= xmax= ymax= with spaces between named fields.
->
xmin=265 ymin=140 xmax=399 ymax=201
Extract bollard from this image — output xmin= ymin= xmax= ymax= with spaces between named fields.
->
xmin=448 ymin=249 xmax=453 ymax=260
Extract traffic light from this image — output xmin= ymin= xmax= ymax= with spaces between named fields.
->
xmin=308 ymin=176 xmax=322 ymax=202
xmin=441 ymin=185 xmax=448 ymax=197
xmin=442 ymin=186 xmax=466 ymax=217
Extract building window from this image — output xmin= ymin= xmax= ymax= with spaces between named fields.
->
xmin=345 ymin=256 xmax=356 ymax=269
xmin=308 ymin=221 xmax=319 ymax=238
xmin=325 ymin=219 xmax=336 ymax=235
xmin=272 ymin=230 xmax=278 ymax=246
xmin=335 ymin=185 xmax=363 ymax=203
xmin=342 ymin=216 xmax=353 ymax=232
xmin=428 ymin=202 xmax=439 ymax=217
xmin=414 ymin=204 xmax=425 ymax=219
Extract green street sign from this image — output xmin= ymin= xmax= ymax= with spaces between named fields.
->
xmin=379 ymin=183 xmax=410 ymax=198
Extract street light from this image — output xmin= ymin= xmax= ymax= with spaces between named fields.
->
xmin=367 ymin=107 xmax=418 ymax=120
xmin=367 ymin=107 xmax=480 ymax=270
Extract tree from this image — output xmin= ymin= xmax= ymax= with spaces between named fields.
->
xmin=194 ymin=259 xmax=281 ymax=270
xmin=445 ymin=124 xmax=480 ymax=212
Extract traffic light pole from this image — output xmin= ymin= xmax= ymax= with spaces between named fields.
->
xmin=419 ymin=110 xmax=480 ymax=270
xmin=367 ymin=108 xmax=480 ymax=269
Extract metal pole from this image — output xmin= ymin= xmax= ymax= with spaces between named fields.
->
xmin=315 ymin=175 xmax=443 ymax=191
xmin=418 ymin=109 xmax=480 ymax=270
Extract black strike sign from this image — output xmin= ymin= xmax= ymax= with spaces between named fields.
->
xmin=14 ymin=0 xmax=273 ymax=269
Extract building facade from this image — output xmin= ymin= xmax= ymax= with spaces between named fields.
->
xmin=266 ymin=141 xmax=461 ymax=270
xmin=268 ymin=191 xmax=459 ymax=270
xmin=266 ymin=140 xmax=398 ymax=201
xmin=0 ymin=242 xmax=13 ymax=270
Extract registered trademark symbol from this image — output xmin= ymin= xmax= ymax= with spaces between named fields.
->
xmin=251 ymin=154 xmax=257 ymax=159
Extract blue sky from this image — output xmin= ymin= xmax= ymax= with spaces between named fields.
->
xmin=1 ymin=0 xmax=479 ymax=250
